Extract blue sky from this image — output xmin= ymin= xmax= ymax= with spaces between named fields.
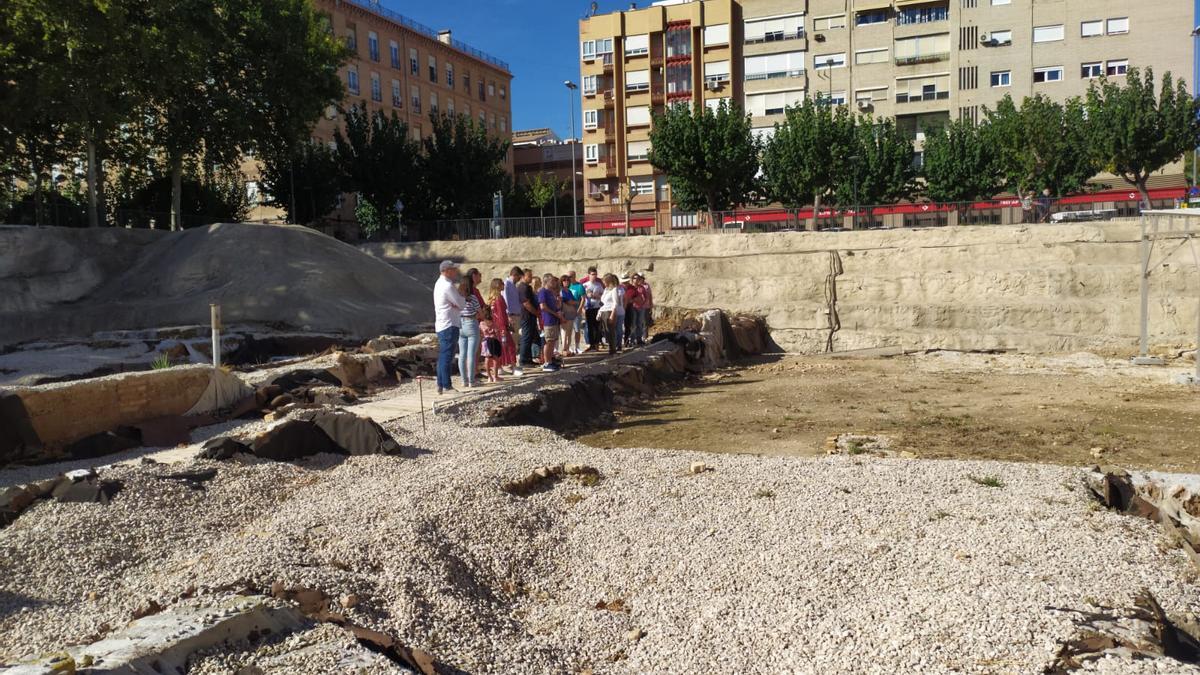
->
xmin=377 ymin=0 xmax=633 ymax=139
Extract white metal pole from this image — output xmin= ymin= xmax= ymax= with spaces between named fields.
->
xmin=210 ymin=303 xmax=222 ymax=369
xmin=567 ymin=83 xmax=579 ymax=235
xmin=1138 ymin=215 xmax=1151 ymax=358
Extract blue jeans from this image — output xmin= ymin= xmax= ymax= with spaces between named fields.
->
xmin=613 ymin=314 xmax=625 ymax=352
xmin=458 ymin=318 xmax=480 ymax=386
xmin=631 ymin=308 xmax=647 ymax=345
xmin=437 ymin=326 xmax=460 ymax=390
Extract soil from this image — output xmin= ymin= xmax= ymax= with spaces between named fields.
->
xmin=577 ymin=352 xmax=1200 ymax=473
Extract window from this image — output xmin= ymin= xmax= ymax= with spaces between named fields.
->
xmin=488 ymin=114 xmax=494 ymax=129
xmin=745 ymin=51 xmax=805 ymax=79
xmin=813 ymin=15 xmax=846 ymax=31
xmin=626 ymin=69 xmax=650 ymax=92
xmin=627 ymin=141 xmax=651 ymax=162
xmin=345 ymin=26 xmax=357 ymax=51
xmin=596 ymin=38 xmax=614 ymax=54
xmin=630 ymin=176 xmax=654 ymax=195
xmin=582 ymin=40 xmax=596 ymax=60
xmin=855 ymin=86 xmax=888 ymax=103
xmin=428 ymin=55 xmax=436 ymax=83
xmin=667 ymin=26 xmax=692 ymax=56
xmin=480 ymin=111 xmax=486 ymax=125
xmin=894 ymin=33 xmax=950 ymax=65
xmin=1033 ymin=25 xmax=1064 ymax=43
xmin=370 ymin=72 xmax=381 ymax=102
xmin=391 ymin=79 xmax=402 ymax=107
xmin=747 ymin=89 xmax=804 ymax=116
xmin=1106 ymin=59 xmax=1128 ymax=76
xmin=411 ymin=85 xmax=421 ymax=113
xmin=583 ymin=75 xmax=599 ymax=95
xmin=488 ymin=83 xmax=495 ymax=97
xmin=1081 ymin=20 xmax=1103 ymax=38
xmin=347 ymin=65 xmax=359 ymax=94
xmin=704 ymin=24 xmax=729 ymax=46
xmin=990 ymin=70 xmax=1010 ymax=87
xmin=430 ymin=92 xmax=438 ymax=114
xmin=626 ymin=105 xmax=651 ymax=126
xmin=584 ymin=109 xmax=600 ymax=129
xmin=585 ymin=144 xmax=599 ymax=163
xmin=478 ymin=81 xmax=485 ymax=101
xmin=500 ymin=117 xmax=506 ymax=132
xmin=703 ymin=60 xmax=731 ymax=83
xmin=447 ymin=98 xmax=454 ymax=115
xmin=464 ymin=71 xmax=470 ymax=93
xmin=745 ymin=14 xmax=804 ymax=43
xmin=990 ymin=29 xmax=1012 ymax=44
xmin=825 ymin=91 xmax=847 ymax=106
xmin=856 ymin=10 xmax=888 ymax=26
xmin=499 ymin=86 xmax=506 ymax=100
xmin=1106 ymin=17 xmax=1129 ymax=35
xmin=389 ymin=41 xmax=400 ymax=69
xmin=897 ymin=5 xmax=949 ymax=26
xmin=814 ymin=52 xmax=846 ymax=69
xmin=855 ymin=48 xmax=888 ymax=65
xmin=368 ymin=31 xmax=379 ymax=61
xmin=895 ymin=73 xmax=950 ymax=103
xmin=625 ymin=34 xmax=649 ymax=56
xmin=446 ymin=63 xmax=454 ymax=87
xmin=1033 ymin=66 xmax=1063 ymax=83
xmin=1081 ymin=62 xmax=1102 ymax=78
xmin=705 ymin=97 xmax=730 ymax=112
xmin=409 ymin=48 xmax=418 ymax=75
xmin=991 ymin=0 xmax=1010 ymax=4
xmin=463 ymin=103 xmax=469 ymax=118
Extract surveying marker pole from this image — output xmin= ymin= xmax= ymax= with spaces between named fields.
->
xmin=1133 ymin=214 xmax=1166 ymax=365
xmin=210 ymin=304 xmax=222 ymax=369
xmin=416 ymin=376 xmax=427 ymax=433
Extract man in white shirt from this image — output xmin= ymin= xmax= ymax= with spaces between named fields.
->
xmin=504 ymin=266 xmax=524 ymax=375
xmin=433 ymin=260 xmax=464 ymax=394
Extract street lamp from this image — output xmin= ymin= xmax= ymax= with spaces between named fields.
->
xmin=564 ymin=80 xmax=580 ymax=235
xmin=1192 ymin=27 xmax=1200 ymax=191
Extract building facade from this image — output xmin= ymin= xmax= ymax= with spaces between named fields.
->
xmin=578 ymin=0 xmax=1193 ymax=221
xmin=513 ymin=129 xmax=585 ymax=217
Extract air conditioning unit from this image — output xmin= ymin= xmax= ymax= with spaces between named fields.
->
xmin=979 ymin=33 xmax=989 ymax=43
xmin=706 ymin=80 xmax=722 ymax=91
xmin=599 ymin=183 xmax=611 ymax=193
xmin=856 ymin=99 xmax=872 ymax=111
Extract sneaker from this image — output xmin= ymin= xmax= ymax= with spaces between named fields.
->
xmin=513 ymin=368 xmax=524 ymax=377
xmin=542 ymin=363 xmax=559 ymax=372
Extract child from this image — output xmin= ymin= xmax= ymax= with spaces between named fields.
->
xmin=481 ymin=318 xmax=503 ymax=383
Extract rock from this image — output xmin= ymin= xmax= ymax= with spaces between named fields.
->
xmin=1090 ymin=447 xmax=1105 ymax=458
xmin=198 ymin=436 xmax=252 ymax=460
xmin=51 ymin=470 xmax=122 ymax=504
xmin=250 ymin=408 xmax=399 ymax=461
xmin=689 ymin=462 xmax=710 ymax=475
xmin=626 ymin=628 xmax=645 ymax=643
xmin=268 ymin=394 xmax=295 ymax=409
xmin=340 ymin=594 xmax=360 ymax=609
xmin=255 ymin=384 xmax=284 ymax=408
xmin=772 ymin=428 xmax=780 ymax=434
xmin=62 ymin=428 xmax=141 ymax=460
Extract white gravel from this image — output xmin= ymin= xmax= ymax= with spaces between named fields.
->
xmin=2 ymin=419 xmax=1199 ymax=673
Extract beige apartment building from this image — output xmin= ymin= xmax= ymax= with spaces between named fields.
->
xmin=579 ymin=0 xmax=1193 ymax=221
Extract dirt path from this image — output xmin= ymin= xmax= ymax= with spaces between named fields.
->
xmin=577 ymin=352 xmax=1200 ymax=473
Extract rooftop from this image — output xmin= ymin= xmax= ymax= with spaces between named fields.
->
xmin=343 ymin=0 xmax=511 ymax=73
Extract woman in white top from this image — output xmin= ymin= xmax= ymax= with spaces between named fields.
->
xmin=597 ymin=274 xmax=621 ymax=356
xmin=457 ymin=276 xmax=485 ymax=387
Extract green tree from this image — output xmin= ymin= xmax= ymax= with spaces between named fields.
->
xmin=123 ymin=162 xmax=249 ymax=227
xmin=1086 ymin=67 xmax=1200 ymax=209
xmin=333 ymin=103 xmax=420 ymax=232
xmin=840 ymin=116 xmax=916 ymax=215
xmin=260 ymin=141 xmax=343 ymax=226
xmin=648 ymin=100 xmax=760 ymax=212
xmin=985 ymin=94 xmax=1098 ymax=206
xmin=141 ymin=0 xmax=344 ymax=230
xmin=761 ymin=96 xmax=857 ymax=228
xmin=923 ymin=118 xmax=1004 ymax=207
xmin=418 ymin=112 xmax=511 ymax=220
xmin=525 ymin=173 xmax=560 ymax=217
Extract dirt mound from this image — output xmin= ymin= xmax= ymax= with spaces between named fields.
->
xmin=0 ymin=224 xmax=433 ymax=345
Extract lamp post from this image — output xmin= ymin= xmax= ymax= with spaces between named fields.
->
xmin=1191 ymin=26 xmax=1200 ymax=191
xmin=565 ymin=80 xmax=580 ymax=235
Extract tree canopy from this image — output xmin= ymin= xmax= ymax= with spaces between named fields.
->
xmin=922 ymin=117 xmax=1004 ymax=205
xmin=985 ymin=94 xmax=1098 ymax=202
xmin=1085 ymin=67 xmax=1200 ymax=208
xmin=333 ymin=104 xmax=421 ymax=231
xmin=416 ymin=112 xmax=511 ymax=220
xmin=648 ymin=100 xmax=761 ymax=212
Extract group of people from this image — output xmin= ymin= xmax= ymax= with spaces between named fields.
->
xmin=432 ymin=260 xmax=655 ymax=394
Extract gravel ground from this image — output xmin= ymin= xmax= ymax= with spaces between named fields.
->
xmin=2 ymin=419 xmax=1199 ymax=674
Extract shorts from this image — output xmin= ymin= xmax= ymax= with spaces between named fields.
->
xmin=485 ymin=337 xmax=502 ymax=357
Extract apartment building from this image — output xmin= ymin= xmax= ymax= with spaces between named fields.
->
xmin=578 ymin=0 xmax=1193 ymax=219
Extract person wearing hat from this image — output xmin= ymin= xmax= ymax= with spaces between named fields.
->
xmin=433 ymin=260 xmax=465 ymax=394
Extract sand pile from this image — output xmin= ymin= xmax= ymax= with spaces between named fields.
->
xmin=0 ymin=224 xmax=433 ymax=346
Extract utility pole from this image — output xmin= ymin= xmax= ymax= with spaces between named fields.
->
xmin=565 ymin=81 xmax=580 ymax=235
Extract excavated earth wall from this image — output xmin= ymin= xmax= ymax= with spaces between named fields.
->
xmin=366 ymin=222 xmax=1200 ymax=354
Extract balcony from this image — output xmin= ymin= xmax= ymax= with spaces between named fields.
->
xmin=650 ymin=83 xmax=665 ymax=103
xmin=895 ymin=90 xmax=950 ymax=104
xmin=895 ymin=52 xmax=949 ymax=66
xmin=603 ymin=89 xmax=616 ymax=107
xmin=600 ymin=53 xmax=614 ymax=72
xmin=744 ymin=29 xmax=805 ymax=45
